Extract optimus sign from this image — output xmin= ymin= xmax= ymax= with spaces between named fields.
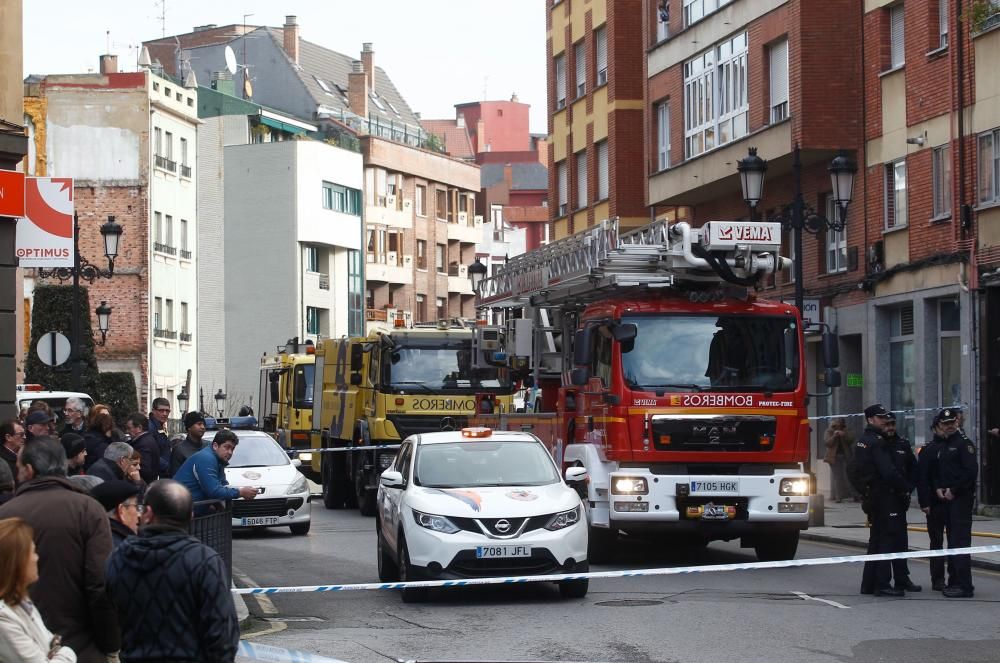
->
xmin=700 ymin=221 xmax=782 ymax=251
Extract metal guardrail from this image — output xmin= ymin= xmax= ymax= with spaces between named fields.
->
xmin=180 ymin=164 xmax=192 ymax=178
xmin=154 ymin=242 xmax=177 ymax=256
xmin=191 ymin=499 xmax=233 ymax=579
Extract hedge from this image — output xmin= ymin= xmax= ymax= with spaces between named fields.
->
xmin=24 ymin=284 xmax=99 ymax=395
xmin=95 ymin=372 xmax=139 ymax=428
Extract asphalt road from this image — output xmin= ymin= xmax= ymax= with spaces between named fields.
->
xmin=234 ymin=505 xmax=1000 ymax=663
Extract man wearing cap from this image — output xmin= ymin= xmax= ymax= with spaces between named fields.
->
xmin=917 ymin=412 xmax=955 ymax=590
xmin=880 ymin=411 xmax=921 ymax=592
xmin=930 ymin=407 xmax=978 ymax=597
xmin=24 ymin=410 xmax=53 ymax=441
xmin=852 ymin=403 xmax=912 ymax=596
xmin=169 ymin=411 xmax=207 ymax=476
xmin=91 ymin=479 xmax=143 ymax=548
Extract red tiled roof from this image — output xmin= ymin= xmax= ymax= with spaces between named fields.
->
xmin=421 ymin=119 xmax=474 ymax=160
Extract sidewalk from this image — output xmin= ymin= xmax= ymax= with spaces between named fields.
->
xmin=802 ymin=498 xmax=1000 ymax=571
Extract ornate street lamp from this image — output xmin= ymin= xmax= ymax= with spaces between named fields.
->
xmin=828 ymin=151 xmax=858 ymax=230
xmin=177 ymin=388 xmax=189 ymax=415
xmin=214 ymin=389 xmax=227 ymax=417
xmin=468 ymin=256 xmax=488 ymax=294
xmin=95 ymin=301 xmax=112 ymax=346
xmin=737 ymin=147 xmax=768 ymax=218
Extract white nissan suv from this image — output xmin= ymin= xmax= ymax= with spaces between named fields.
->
xmin=375 ymin=428 xmax=589 ymax=602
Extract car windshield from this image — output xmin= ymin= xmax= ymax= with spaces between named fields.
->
xmin=414 ymin=440 xmax=559 ymax=488
xmin=386 ymin=341 xmax=512 ymax=393
xmin=620 ymin=313 xmax=800 ymax=392
xmin=207 ymin=433 xmax=290 ymax=468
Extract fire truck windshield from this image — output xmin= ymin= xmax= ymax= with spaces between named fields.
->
xmin=620 ymin=314 xmax=800 ymax=393
xmin=386 ymin=342 xmax=513 ymax=393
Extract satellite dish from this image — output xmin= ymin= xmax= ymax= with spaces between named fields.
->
xmin=224 ymin=45 xmax=237 ymax=75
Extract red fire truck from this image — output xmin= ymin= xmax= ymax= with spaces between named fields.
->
xmin=469 ymin=217 xmax=839 ymax=562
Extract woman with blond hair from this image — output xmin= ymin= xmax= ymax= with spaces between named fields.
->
xmin=0 ymin=518 xmax=76 ymax=661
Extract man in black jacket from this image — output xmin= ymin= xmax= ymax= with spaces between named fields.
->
xmin=90 ymin=479 xmax=142 ymax=548
xmin=931 ymin=408 xmax=978 ymax=598
xmin=881 ymin=412 xmax=921 ymax=592
xmin=169 ymin=411 xmax=207 ymax=476
xmin=106 ymin=479 xmax=239 ymax=662
xmin=125 ymin=412 xmax=160 ymax=484
xmin=916 ymin=413 xmax=954 ymax=590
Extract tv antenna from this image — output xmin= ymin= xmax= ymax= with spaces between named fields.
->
xmin=154 ymin=0 xmax=166 ymax=37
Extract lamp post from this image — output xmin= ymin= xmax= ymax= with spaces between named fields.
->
xmin=737 ymin=145 xmax=857 ymax=327
xmin=177 ymin=388 xmax=189 ymax=416
xmin=37 ymin=213 xmax=124 ymax=391
xmin=94 ymin=301 xmax=112 ymax=346
xmin=468 ymin=256 xmax=487 ymax=295
xmin=214 ymin=389 xmax=227 ymax=418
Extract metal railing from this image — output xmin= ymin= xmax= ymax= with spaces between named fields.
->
xmin=153 ymin=328 xmax=177 ymax=339
xmin=180 ymin=164 xmax=192 ymax=178
xmin=190 ymin=499 xmax=232 ymax=579
xmin=154 ymin=242 xmax=177 ymax=255
xmin=179 ymin=249 xmax=192 ymax=259
xmin=318 ymin=274 xmax=330 ymax=290
xmin=155 ymin=155 xmax=177 ymax=172
xmin=180 ymin=332 xmax=192 ymax=342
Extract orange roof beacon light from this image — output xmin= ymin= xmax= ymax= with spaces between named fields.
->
xmin=461 ymin=427 xmax=493 ymax=438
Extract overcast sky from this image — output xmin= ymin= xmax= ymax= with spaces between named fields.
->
xmin=23 ymin=0 xmax=549 ymax=133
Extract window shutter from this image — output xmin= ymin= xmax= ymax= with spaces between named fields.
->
xmin=555 ymin=55 xmax=566 ymax=107
xmin=657 ymin=101 xmax=670 ymax=170
xmin=575 ymin=42 xmax=586 ymax=96
xmin=769 ymin=39 xmax=788 ymax=112
xmin=885 ymin=164 xmax=895 ymax=228
xmin=576 ymin=151 xmax=587 ymax=208
xmin=557 ymin=161 xmax=568 ymax=213
xmin=597 ymin=141 xmax=609 ymax=200
xmin=596 ymin=28 xmax=608 ymax=84
xmin=890 ymin=5 xmax=905 ymax=68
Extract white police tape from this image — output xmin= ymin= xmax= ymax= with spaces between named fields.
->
xmin=288 ymin=444 xmax=401 ymax=455
xmin=232 ymin=544 xmax=1000 ymax=595
xmin=809 ymin=404 xmax=970 ymax=422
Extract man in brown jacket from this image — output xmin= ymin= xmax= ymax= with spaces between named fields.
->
xmin=0 ymin=435 xmax=120 ymax=663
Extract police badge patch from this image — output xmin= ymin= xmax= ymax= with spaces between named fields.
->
xmin=968 ymin=444 xmax=976 ymax=455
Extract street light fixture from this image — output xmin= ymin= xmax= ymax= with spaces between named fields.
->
xmin=177 ymin=388 xmax=189 ymax=415
xmin=95 ymin=301 xmax=112 ymax=346
xmin=468 ymin=256 xmax=488 ymax=294
xmin=37 ymin=214 xmax=124 ymax=390
xmin=214 ymin=389 xmax=227 ymax=417
xmin=738 ymin=144 xmax=857 ymax=327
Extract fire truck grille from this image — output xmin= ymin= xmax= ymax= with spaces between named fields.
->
xmin=650 ymin=416 xmax=776 ymax=452
xmin=387 ymin=414 xmax=470 ymax=438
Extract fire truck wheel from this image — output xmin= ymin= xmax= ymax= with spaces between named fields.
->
xmin=558 ymin=561 xmax=589 ymax=599
xmin=753 ymin=531 xmax=799 ymax=562
xmin=587 ymin=525 xmax=617 ymax=564
xmin=398 ymin=537 xmax=428 ymax=603
xmin=321 ymin=452 xmax=345 ymax=510
xmin=377 ymin=523 xmax=400 ymax=582
xmin=356 ymin=470 xmax=377 ymax=517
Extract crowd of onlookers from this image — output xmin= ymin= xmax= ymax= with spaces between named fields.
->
xmin=0 ymin=398 xmax=242 ymax=662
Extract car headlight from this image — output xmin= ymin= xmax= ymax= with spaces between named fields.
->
xmin=544 ymin=506 xmax=582 ymax=531
xmin=779 ymin=478 xmax=809 ymax=496
xmin=611 ymin=477 xmax=648 ymax=495
xmin=287 ymin=473 xmax=308 ymax=495
xmin=411 ymin=509 xmax=460 ymax=534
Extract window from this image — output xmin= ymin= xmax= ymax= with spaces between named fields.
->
xmin=889 ymin=303 xmax=915 ymax=442
xmin=656 ymin=0 xmax=670 ymax=41
xmin=979 ymin=128 xmax=1000 ymax=204
xmin=575 ymin=151 xmax=587 ymax=209
xmin=939 ymin=0 xmax=949 ymax=48
xmin=885 ymin=159 xmax=908 ymax=229
xmin=348 ymin=250 xmax=363 ymax=336
xmin=769 ymin=39 xmax=789 ymax=123
xmin=436 ymin=189 xmax=447 ymax=220
xmin=154 ymin=127 xmax=162 ymax=156
xmin=656 ymin=100 xmax=670 ymax=170
xmin=825 ymin=196 xmax=847 ymax=273
xmin=180 ymin=137 xmax=188 ymax=166
xmin=165 ymin=215 xmax=173 ymax=246
xmin=683 ymin=0 xmax=734 ymax=27
xmin=180 ymin=218 xmax=188 ymax=252
xmin=154 ymin=212 xmax=162 ymax=243
xmin=306 ymin=307 xmax=320 ymax=335
xmin=416 ymin=294 xmax=426 ymax=322
xmin=939 ymin=298 xmax=961 ymax=407
xmin=574 ymin=41 xmax=586 ymax=98
xmin=932 ymin=144 xmax=952 ymax=218
xmin=684 ymin=32 xmax=748 ymax=158
xmin=595 ymin=27 xmax=608 ymax=86
xmin=417 ymin=239 xmax=427 ymax=270
xmin=154 ymin=297 xmax=162 ymax=331
xmin=322 ymin=182 xmax=362 ymax=215
xmin=415 ymin=185 xmax=426 ymax=216
xmin=165 ymin=299 xmax=174 ymax=331
xmin=557 ymin=160 xmax=568 ymax=216
xmin=436 ymin=244 xmax=445 ymax=273
xmin=597 ymin=141 xmax=609 ymax=200
xmin=436 ymin=297 xmax=446 ymax=321
xmin=165 ymin=132 xmax=173 ymax=160
xmin=305 ymin=246 xmax=320 ymax=272
xmin=181 ymin=302 xmax=189 ymax=335
xmin=889 ymin=4 xmax=905 ymax=69
xmin=554 ymin=54 xmax=566 ymax=110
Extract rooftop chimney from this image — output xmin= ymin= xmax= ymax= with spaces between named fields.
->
xmin=511 ymin=92 xmax=519 ymax=103
xmin=361 ymin=42 xmax=374 ymax=89
xmin=348 ymin=60 xmax=368 ymax=118
xmin=283 ymin=16 xmax=300 ymax=65
xmin=100 ymin=54 xmax=118 ymax=75
xmin=211 ymin=71 xmax=235 ymax=97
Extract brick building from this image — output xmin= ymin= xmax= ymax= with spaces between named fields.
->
xmin=23 ymin=59 xmax=199 ymax=411
xmin=643 ymin=0 xmax=1000 ymax=502
xmin=547 ymin=0 xmax=650 ymax=240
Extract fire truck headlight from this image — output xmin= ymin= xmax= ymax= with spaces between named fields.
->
xmin=779 ymin=478 xmax=809 ymax=496
xmin=612 ymin=477 xmax=648 ymax=495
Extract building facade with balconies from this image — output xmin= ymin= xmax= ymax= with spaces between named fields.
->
xmin=222 ymin=138 xmax=363 ymax=405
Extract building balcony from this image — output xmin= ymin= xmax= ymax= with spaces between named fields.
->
xmin=366 ymin=197 xmax=412 ymax=229
xmin=180 ymin=164 xmax=192 ymax=178
xmin=365 ymin=258 xmax=412 ymax=285
xmin=153 ymin=328 xmax=177 ymax=340
xmin=154 ymin=155 xmax=177 ymax=173
xmin=179 ymin=249 xmax=192 ymax=260
xmin=448 ymin=274 xmax=474 ymax=295
xmin=154 ymin=242 xmax=177 ymax=256
xmin=446 ymin=212 xmax=481 ymax=244
xmin=304 ymin=271 xmax=331 ymax=291
xmin=180 ymin=332 xmax=192 ymax=342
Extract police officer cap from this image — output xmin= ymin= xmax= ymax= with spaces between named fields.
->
xmin=883 ymin=410 xmax=897 ymax=422
xmin=935 ymin=408 xmax=958 ymax=424
xmin=25 ymin=410 xmax=53 ymax=426
xmin=864 ymin=403 xmax=890 ymax=419
xmin=89 ymin=480 xmax=141 ymax=512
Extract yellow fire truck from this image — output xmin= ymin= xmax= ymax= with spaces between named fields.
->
xmin=309 ymin=321 xmax=515 ymax=515
xmin=259 ymin=338 xmax=315 ymax=453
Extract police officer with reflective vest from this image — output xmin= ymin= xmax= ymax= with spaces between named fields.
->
xmin=916 ymin=412 xmax=955 ymax=590
xmin=930 ymin=407 xmax=978 ymax=598
xmin=852 ymin=404 xmax=913 ymax=596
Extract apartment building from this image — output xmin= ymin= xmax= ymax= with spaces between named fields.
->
xmin=548 ymin=0 xmax=648 ymax=240
xmin=23 ymin=57 xmax=198 ymax=410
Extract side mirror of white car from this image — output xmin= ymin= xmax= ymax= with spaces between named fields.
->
xmin=380 ymin=470 xmax=404 ymax=488
xmin=564 ymin=466 xmax=588 ymax=483
xmin=291 ymin=458 xmax=302 ymax=468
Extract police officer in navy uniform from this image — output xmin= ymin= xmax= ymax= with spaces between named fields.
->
xmin=916 ymin=411 xmax=955 ymax=590
xmin=881 ymin=411 xmax=921 ymax=592
xmin=930 ymin=407 xmax=978 ymax=598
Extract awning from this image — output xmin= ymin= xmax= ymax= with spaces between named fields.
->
xmin=258 ymin=110 xmax=316 ymax=136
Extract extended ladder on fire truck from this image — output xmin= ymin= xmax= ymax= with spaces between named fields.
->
xmin=477 ymin=217 xmax=790 ymax=310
